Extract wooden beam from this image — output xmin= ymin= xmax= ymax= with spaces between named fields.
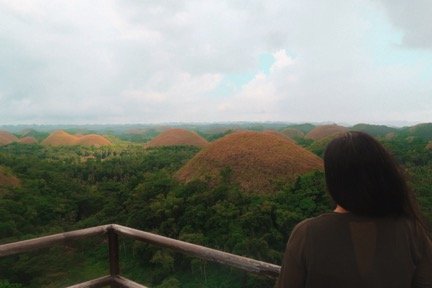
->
xmin=0 ymin=225 xmax=111 ymax=258
xmin=112 ymin=224 xmax=281 ymax=279
xmin=108 ymin=228 xmax=120 ymax=288
xmin=65 ymin=275 xmax=113 ymax=288
xmin=112 ymin=275 xmax=148 ymax=288
xmin=108 ymin=229 xmax=120 ymax=276
xmin=0 ymin=223 xmax=281 ymax=280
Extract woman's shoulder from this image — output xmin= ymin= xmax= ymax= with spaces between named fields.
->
xmin=290 ymin=212 xmax=408 ymax=237
xmin=289 ymin=213 xmax=341 ymax=236
xmin=292 ymin=212 xmax=349 ymax=229
xmin=293 ymin=213 xmax=430 ymax=245
xmin=291 ymin=212 xmax=429 ymax=232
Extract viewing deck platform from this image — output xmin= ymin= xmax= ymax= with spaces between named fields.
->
xmin=0 ymin=224 xmax=281 ymax=287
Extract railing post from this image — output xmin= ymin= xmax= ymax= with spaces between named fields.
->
xmin=108 ymin=228 xmax=120 ymax=287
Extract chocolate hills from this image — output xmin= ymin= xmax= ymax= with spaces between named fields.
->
xmin=262 ymin=129 xmax=289 ymax=138
xmin=308 ymin=135 xmax=338 ymax=156
xmin=19 ymin=136 xmax=38 ymax=144
xmin=145 ymin=128 xmax=209 ymax=148
xmin=175 ymin=131 xmax=323 ymax=193
xmin=350 ymin=124 xmax=396 ymax=137
xmin=42 ymin=130 xmax=79 ymax=146
xmin=407 ymin=123 xmax=432 ymax=140
xmin=19 ymin=129 xmax=49 ymax=142
xmin=42 ymin=130 xmax=112 ymax=147
xmin=280 ymin=128 xmax=305 ymax=140
xmin=76 ymin=134 xmax=112 ymax=147
xmin=0 ymin=131 xmax=19 ymax=146
xmin=305 ymin=124 xmax=348 ymax=140
xmin=0 ymin=166 xmax=20 ymax=189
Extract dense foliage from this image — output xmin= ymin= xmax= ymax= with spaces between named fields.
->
xmin=0 ymin=133 xmax=431 ymax=287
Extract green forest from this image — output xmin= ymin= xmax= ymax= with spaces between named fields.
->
xmin=0 ymin=124 xmax=432 ymax=287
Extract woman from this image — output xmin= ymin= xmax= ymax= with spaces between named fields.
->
xmin=277 ymin=131 xmax=432 ymax=288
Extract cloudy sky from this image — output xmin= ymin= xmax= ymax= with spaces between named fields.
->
xmin=1 ymin=0 xmax=431 ymax=125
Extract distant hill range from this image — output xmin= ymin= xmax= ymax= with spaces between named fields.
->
xmin=42 ymin=130 xmax=112 ymax=147
xmin=176 ymin=131 xmax=323 ymax=193
xmin=350 ymin=123 xmax=397 ymax=137
xmin=1 ymin=122 xmax=432 ymax=147
xmin=405 ymin=123 xmax=432 ymax=140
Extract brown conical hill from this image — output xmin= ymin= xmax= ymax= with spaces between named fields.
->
xmin=0 ymin=131 xmax=19 ymax=146
xmin=305 ymin=124 xmax=348 ymax=140
xmin=77 ymin=134 xmax=112 ymax=147
xmin=0 ymin=166 xmax=20 ymax=189
xmin=308 ymin=134 xmax=338 ymax=156
xmin=176 ymin=131 xmax=323 ymax=193
xmin=19 ymin=136 xmax=38 ymax=144
xmin=42 ymin=130 xmax=79 ymax=146
xmin=262 ymin=130 xmax=295 ymax=142
xmin=281 ymin=128 xmax=305 ymax=140
xmin=42 ymin=131 xmax=112 ymax=147
xmin=263 ymin=129 xmax=285 ymax=137
xmin=145 ymin=128 xmax=208 ymax=148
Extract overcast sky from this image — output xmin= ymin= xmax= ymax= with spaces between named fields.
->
xmin=1 ymin=0 xmax=431 ymax=125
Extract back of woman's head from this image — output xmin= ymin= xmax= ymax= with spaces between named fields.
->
xmin=324 ymin=131 xmax=410 ymax=217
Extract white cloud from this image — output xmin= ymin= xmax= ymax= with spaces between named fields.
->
xmin=0 ymin=0 xmax=431 ymax=124
xmin=379 ymin=0 xmax=432 ymax=49
xmin=270 ymin=50 xmax=295 ymax=73
xmin=121 ymin=90 xmax=167 ymax=103
xmin=216 ymin=50 xmax=296 ymax=120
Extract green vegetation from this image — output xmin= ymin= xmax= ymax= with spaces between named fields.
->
xmin=0 ymin=125 xmax=431 ymax=287
xmin=350 ymin=123 xmax=397 ymax=137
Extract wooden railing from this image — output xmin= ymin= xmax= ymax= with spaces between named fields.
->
xmin=0 ymin=224 xmax=281 ymax=287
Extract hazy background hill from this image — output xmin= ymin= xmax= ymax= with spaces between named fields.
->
xmin=2 ymin=122 xmax=432 ymax=143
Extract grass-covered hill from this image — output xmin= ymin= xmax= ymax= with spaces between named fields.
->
xmin=145 ymin=128 xmax=209 ymax=148
xmin=350 ymin=123 xmax=397 ymax=137
xmin=41 ymin=130 xmax=112 ymax=147
xmin=0 ymin=166 xmax=20 ymax=190
xmin=41 ymin=130 xmax=80 ymax=146
xmin=18 ymin=137 xmax=38 ymax=144
xmin=176 ymin=131 xmax=323 ymax=193
xmin=406 ymin=123 xmax=432 ymax=140
xmin=18 ymin=129 xmax=49 ymax=142
xmin=76 ymin=134 xmax=112 ymax=147
xmin=0 ymin=131 xmax=18 ymax=146
xmin=280 ymin=128 xmax=305 ymax=140
xmin=305 ymin=124 xmax=349 ymax=140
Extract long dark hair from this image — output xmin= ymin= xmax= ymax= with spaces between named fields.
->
xmin=324 ymin=131 xmax=429 ymax=232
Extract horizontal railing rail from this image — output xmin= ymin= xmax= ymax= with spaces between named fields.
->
xmin=0 ymin=224 xmax=281 ymax=287
xmin=0 ymin=225 xmax=110 ymax=258
xmin=68 ymin=275 xmax=147 ymax=288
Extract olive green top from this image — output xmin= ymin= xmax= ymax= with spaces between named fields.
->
xmin=276 ymin=213 xmax=432 ymax=288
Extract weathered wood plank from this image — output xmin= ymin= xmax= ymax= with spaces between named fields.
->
xmin=108 ymin=229 xmax=120 ymax=276
xmin=65 ymin=275 xmax=113 ymax=288
xmin=0 ymin=225 xmax=110 ymax=257
xmin=112 ymin=224 xmax=281 ymax=279
xmin=0 ymin=223 xmax=281 ymax=280
xmin=112 ymin=275 xmax=148 ymax=288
